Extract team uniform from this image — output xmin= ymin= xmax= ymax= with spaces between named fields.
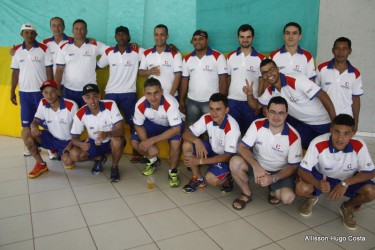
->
xmin=300 ymin=133 xmax=375 ymax=197
xmin=71 ymin=100 xmax=123 ymax=158
xmin=189 ymin=114 xmax=241 ymax=180
xmin=269 ymin=45 xmax=316 ymax=79
xmin=227 ymin=47 xmax=265 ymax=132
xmin=139 ymin=46 xmax=182 ymax=96
xmin=11 ymin=41 xmax=53 ymax=127
xmin=34 ymin=97 xmax=78 ymax=156
xmin=97 ymin=45 xmax=144 ymax=125
xmin=316 ymin=59 xmax=363 ymax=116
xmin=258 ymin=73 xmax=331 ymax=148
xmin=55 ymin=39 xmax=107 ymax=106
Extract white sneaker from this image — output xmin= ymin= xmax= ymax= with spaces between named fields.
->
xmin=23 ymin=148 xmax=31 ymax=157
xmin=48 ymin=150 xmax=58 ymax=160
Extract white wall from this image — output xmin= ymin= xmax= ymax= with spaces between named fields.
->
xmin=318 ymin=0 xmax=375 ymax=133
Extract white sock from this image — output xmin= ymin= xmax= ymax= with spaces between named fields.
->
xmin=148 ymin=156 xmax=157 ymax=163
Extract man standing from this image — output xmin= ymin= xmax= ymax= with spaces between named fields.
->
xmin=230 ymin=96 xmax=302 ymax=210
xmin=179 ymin=30 xmax=228 ymax=125
xmin=182 ymin=93 xmax=240 ymax=193
xmin=131 ymin=78 xmax=184 ymax=187
xmin=139 ymin=24 xmax=182 ymax=98
xmin=23 ymin=80 xmax=78 ymax=178
xmin=10 ymin=23 xmax=53 ymax=156
xmin=316 ymin=37 xmax=362 ymax=132
xmin=55 ymin=19 xmax=107 ymax=107
xmin=227 ymin=24 xmax=265 ymax=133
xmin=296 ymin=114 xmax=375 ymax=230
xmin=70 ymin=84 xmax=125 ymax=182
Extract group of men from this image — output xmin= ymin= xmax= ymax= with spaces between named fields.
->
xmin=10 ymin=17 xmax=374 ymax=230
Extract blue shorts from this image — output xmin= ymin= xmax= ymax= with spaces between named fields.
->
xmin=228 ymin=99 xmax=260 ymax=133
xmin=105 ymin=92 xmax=136 ymax=126
xmin=311 ymin=168 xmax=375 ymax=198
xmin=19 ymin=91 xmax=43 ymax=127
xmin=193 ymin=139 xmax=231 ymax=181
xmin=87 ymin=138 xmax=112 ymax=159
xmin=64 ymin=88 xmax=85 ymax=107
xmin=186 ymin=98 xmax=210 ymax=126
xmin=131 ymin=119 xmax=184 ymax=142
xmin=39 ymin=130 xmax=70 ymax=157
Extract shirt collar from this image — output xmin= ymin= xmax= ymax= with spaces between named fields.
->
xmin=151 ymin=45 xmax=171 ymax=53
xmin=114 ymin=44 xmax=132 ymax=53
xmin=327 ymin=59 xmax=355 ymax=73
xmin=236 ymin=47 xmax=260 ymax=56
xmin=69 ymin=38 xmax=89 ymax=44
xmin=145 ymin=95 xmax=165 ymax=108
xmin=45 ymin=97 xmax=65 ymax=110
xmin=192 ymin=47 xmax=213 ymax=57
xmin=280 ymin=45 xmax=303 ymax=54
xmin=85 ymin=101 xmax=105 ymax=115
xmin=328 ymin=136 xmax=353 ymax=153
xmin=212 ymin=114 xmax=229 ymax=129
xmin=262 ymin=119 xmax=289 ymax=135
xmin=22 ymin=41 xmax=39 ymax=49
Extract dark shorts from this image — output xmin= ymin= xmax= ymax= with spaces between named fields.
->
xmin=228 ymin=99 xmax=260 ymax=134
xmin=19 ymin=91 xmax=43 ymax=127
xmin=131 ymin=119 xmax=184 ymax=142
xmin=64 ymin=88 xmax=85 ymax=108
xmin=87 ymin=138 xmax=112 ymax=159
xmin=247 ymin=167 xmax=296 ymax=190
xmin=105 ymin=92 xmax=137 ymax=126
xmin=39 ymin=130 xmax=70 ymax=157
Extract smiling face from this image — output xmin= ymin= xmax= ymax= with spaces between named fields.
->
xmin=144 ymin=85 xmax=163 ymax=110
xmin=260 ymin=62 xmax=280 ymax=85
xmin=154 ymin=27 xmax=168 ymax=48
xmin=192 ymin=35 xmax=208 ymax=52
xmin=72 ymin=21 xmax=87 ymax=40
xmin=266 ymin=103 xmax=287 ymax=129
xmin=83 ymin=92 xmax=100 ymax=112
xmin=238 ymin=30 xmax=253 ymax=49
xmin=209 ymin=100 xmax=229 ymax=126
xmin=50 ymin=18 xmax=64 ymax=37
xmin=330 ymin=124 xmax=354 ymax=151
xmin=42 ymin=86 xmax=59 ymax=105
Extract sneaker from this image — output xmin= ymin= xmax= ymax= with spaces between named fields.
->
xmin=91 ymin=156 xmax=107 ymax=174
xmin=48 ymin=150 xmax=58 ymax=160
xmin=140 ymin=156 xmax=150 ymax=164
xmin=130 ymin=155 xmax=142 ymax=163
xmin=299 ymin=196 xmax=319 ymax=217
xmin=168 ymin=171 xmax=180 ymax=187
xmin=340 ymin=203 xmax=356 ymax=230
xmin=64 ymin=164 xmax=75 ymax=170
xmin=221 ymin=178 xmax=234 ymax=193
xmin=142 ymin=158 xmax=160 ymax=176
xmin=183 ymin=176 xmax=206 ymax=193
xmin=23 ymin=148 xmax=31 ymax=157
xmin=110 ymin=166 xmax=120 ymax=182
xmin=28 ymin=162 xmax=48 ymax=178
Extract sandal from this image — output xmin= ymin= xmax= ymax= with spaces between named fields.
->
xmin=268 ymin=189 xmax=280 ymax=205
xmin=232 ymin=193 xmax=252 ymax=210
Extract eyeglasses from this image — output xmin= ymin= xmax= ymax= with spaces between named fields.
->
xmin=261 ymin=67 xmax=277 ymax=76
xmin=268 ymin=110 xmax=287 ymax=116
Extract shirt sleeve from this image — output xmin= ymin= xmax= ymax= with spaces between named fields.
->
xmin=189 ymin=115 xmax=207 ymax=137
xmin=352 ymin=74 xmax=364 ymax=96
xmin=241 ymin=121 xmax=257 ymax=148
xmin=97 ymin=52 xmax=109 ymax=68
xmin=258 ymin=88 xmax=272 ymax=106
xmin=70 ymin=114 xmax=84 ymax=136
xmin=182 ymin=58 xmax=190 ymax=78
xmin=110 ymin=101 xmax=124 ymax=124
xmin=299 ymin=138 xmax=320 ymax=172
xmin=224 ymin=125 xmax=240 ymax=154
xmin=133 ymin=99 xmax=146 ymax=126
xmin=44 ymin=47 xmax=54 ymax=67
xmin=356 ymin=138 xmax=375 ymax=172
xmin=34 ymin=100 xmax=45 ymax=121
xmin=306 ymin=56 xmax=317 ymax=79
xmin=297 ymin=76 xmax=322 ymax=100
xmin=139 ymin=54 xmax=148 ymax=70
xmin=10 ymin=51 xmax=19 ymax=69
xmin=96 ymin=41 xmax=108 ymax=55
xmin=287 ymin=129 xmax=303 ymax=165
xmin=55 ymin=47 xmax=66 ymax=66
xmin=173 ymin=52 xmax=183 ymax=73
xmin=217 ymin=54 xmax=228 ymax=75
xmin=166 ymin=99 xmax=183 ymax=127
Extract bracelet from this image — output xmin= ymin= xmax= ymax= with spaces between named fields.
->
xmin=199 ymin=159 xmax=203 ymax=165
xmin=341 ymin=180 xmax=349 ymax=188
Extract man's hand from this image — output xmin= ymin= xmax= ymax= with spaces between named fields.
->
xmin=149 ymin=65 xmax=160 ymax=76
xmin=328 ymin=182 xmax=346 ymax=202
xmin=320 ymin=175 xmax=331 ymax=193
xmin=80 ymin=139 xmax=90 ymax=152
xmin=257 ymin=174 xmax=273 ymax=187
xmin=194 ymin=140 xmax=208 ymax=159
xmin=139 ymin=138 xmax=155 ymax=152
xmin=184 ymin=155 xmax=199 ymax=167
xmin=242 ymin=79 xmax=254 ymax=96
xmin=31 ymin=126 xmax=41 ymax=137
xmin=254 ymin=166 xmax=270 ymax=184
xmin=10 ymin=92 xmax=17 ymax=105
xmin=169 ymin=43 xmax=179 ymax=54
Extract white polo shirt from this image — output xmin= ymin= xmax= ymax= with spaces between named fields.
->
xmin=189 ymin=114 xmax=240 ymax=155
xmin=139 ymin=46 xmax=182 ymax=96
xmin=227 ymin=47 xmax=265 ymax=100
xmin=133 ymin=93 xmax=183 ymax=127
xmin=11 ymin=41 xmax=53 ymax=92
xmin=71 ymin=100 xmax=123 ymax=143
xmin=269 ymin=45 xmax=316 ymax=79
xmin=258 ymin=73 xmax=331 ymax=125
xmin=182 ymin=47 xmax=228 ymax=102
xmin=300 ymin=133 xmax=374 ymax=180
xmin=55 ymin=39 xmax=107 ymax=91
xmin=97 ymin=45 xmax=144 ymax=94
xmin=242 ymin=118 xmax=302 ymax=171
xmin=34 ymin=97 xmax=78 ymax=141
xmin=316 ymin=59 xmax=363 ymax=116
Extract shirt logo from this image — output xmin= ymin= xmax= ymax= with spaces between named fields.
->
xmin=325 ymin=82 xmax=332 ymax=86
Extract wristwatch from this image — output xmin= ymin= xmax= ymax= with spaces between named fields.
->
xmin=341 ymin=180 xmax=349 ymax=188
xmin=272 ymin=174 xmax=279 ymax=183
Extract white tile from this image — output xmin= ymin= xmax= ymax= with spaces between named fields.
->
xmin=0 ymin=156 xmax=26 ymax=170
xmin=156 ymin=230 xmax=221 ymax=250
xmin=0 ymin=179 xmax=28 ymax=199
xmin=0 ymin=239 xmax=34 ymax=250
xmin=113 ymin=176 xmax=159 ymax=197
xmin=256 ymin=243 xmax=284 ymax=250
xmin=163 ymin=186 xmax=215 ymax=207
xmin=30 ymin=188 xmax=77 ymax=212
xmin=138 ymin=208 xmax=198 ymax=241
xmin=0 ymin=195 xmax=30 ymax=219
xmin=90 ymin=218 xmax=152 ymax=250
xmin=0 ymin=215 xmax=32 ymax=246
xmin=34 ymin=228 xmax=96 ymax=250
xmin=73 ymin=182 xmax=120 ymax=204
xmin=32 ymin=205 xmax=86 ymax=237
xmin=128 ymin=243 xmax=159 ymax=250
xmin=181 ymin=199 xmax=240 ymax=228
xmin=65 ymin=165 xmax=108 ymax=187
xmin=28 ymin=173 xmax=71 ymax=194
xmin=0 ymin=167 xmax=26 ymax=182
xmin=204 ymin=219 xmax=272 ymax=249
xmin=80 ymin=198 xmax=134 ymax=226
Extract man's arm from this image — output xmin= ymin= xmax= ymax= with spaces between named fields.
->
xmin=10 ymin=69 xmax=19 ymax=105
xmin=54 ymin=65 xmax=65 ymax=89
xmin=298 ymin=168 xmax=322 ymax=190
xmin=317 ymin=90 xmax=336 ymax=121
xmin=97 ymin=121 xmax=125 ymax=141
xmin=170 ymin=72 xmax=181 ymax=96
xmin=179 ymin=77 xmax=189 ymax=113
xmin=352 ymin=95 xmax=361 ymax=132
xmin=46 ymin=66 xmax=53 ymax=80
xmin=219 ymin=74 xmax=228 ymax=96
xmin=243 ymin=79 xmax=261 ymax=111
xmin=237 ymin=142 xmax=269 ymax=179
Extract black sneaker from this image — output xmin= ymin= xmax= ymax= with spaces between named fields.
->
xmin=91 ymin=156 xmax=107 ymax=174
xmin=110 ymin=166 xmax=120 ymax=182
xmin=221 ymin=177 xmax=234 ymax=193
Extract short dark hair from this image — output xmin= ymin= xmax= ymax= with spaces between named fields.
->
xmin=333 ymin=37 xmax=352 ymax=49
xmin=209 ymin=93 xmax=228 ymax=107
xmin=260 ymin=58 xmax=278 ymax=69
xmin=331 ymin=114 xmax=355 ymax=129
xmin=73 ymin=19 xmax=87 ymax=29
xmin=144 ymin=77 xmax=162 ymax=89
xmin=50 ymin=17 xmax=65 ymax=27
xmin=154 ymin=24 xmax=168 ymax=35
xmin=283 ymin=22 xmax=302 ymax=34
xmin=267 ymin=96 xmax=288 ymax=112
xmin=237 ymin=24 xmax=254 ymax=37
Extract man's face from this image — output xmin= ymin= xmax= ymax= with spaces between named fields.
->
xmin=266 ymin=103 xmax=287 ymax=128
xmin=260 ymin=62 xmax=279 ymax=85
xmin=72 ymin=22 xmax=87 ymax=40
xmin=332 ymin=41 xmax=352 ymax=63
xmin=238 ymin=30 xmax=253 ymax=49
xmin=42 ymin=86 xmax=59 ymax=104
xmin=50 ymin=18 xmax=64 ymax=37
xmin=330 ymin=124 xmax=354 ymax=151
xmin=115 ymin=32 xmax=129 ymax=46
xmin=283 ymin=25 xmax=301 ymax=48
xmin=21 ymin=30 xmax=37 ymax=44
xmin=83 ymin=92 xmax=100 ymax=111
xmin=192 ymin=35 xmax=208 ymax=52
xmin=209 ymin=101 xmax=229 ymax=125
xmin=145 ymin=85 xmax=163 ymax=109
xmin=154 ymin=27 xmax=168 ymax=47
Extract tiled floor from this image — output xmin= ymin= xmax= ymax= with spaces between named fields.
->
xmin=0 ymin=135 xmax=374 ymax=250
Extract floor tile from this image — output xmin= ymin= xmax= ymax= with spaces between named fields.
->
xmin=255 ymin=243 xmax=284 ymax=250
xmin=113 ymin=176 xmax=159 ymax=197
xmin=0 ymin=167 xmax=26 ymax=182
xmin=73 ymin=182 xmax=120 ymax=204
xmin=0 ymin=239 xmax=34 ymax=250
xmin=163 ymin=187 xmax=215 ymax=207
xmin=65 ymin=165 xmax=108 ymax=187
xmin=30 ymin=188 xmax=77 ymax=212
xmin=0 ymin=156 xmax=26 ymax=170
xmin=28 ymin=173 xmax=71 ymax=194
xmin=127 ymin=243 xmax=159 ymax=250
xmin=0 ymin=195 xmax=30 ymax=219
xmin=0 ymin=214 xmax=32 ymax=246
xmin=0 ymin=179 xmax=28 ymax=199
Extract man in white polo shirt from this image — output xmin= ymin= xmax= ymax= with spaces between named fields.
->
xmin=55 ymin=19 xmax=107 ymax=107
xmin=316 ymin=37 xmax=363 ymax=132
xmin=230 ymin=96 xmax=302 ymax=210
xmin=23 ymin=80 xmax=78 ymax=178
xmin=179 ymin=30 xmax=228 ymax=125
xmin=70 ymin=84 xmax=125 ymax=182
xmin=139 ymin=24 xmax=182 ymax=98
xmin=296 ymin=114 xmax=375 ymax=230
